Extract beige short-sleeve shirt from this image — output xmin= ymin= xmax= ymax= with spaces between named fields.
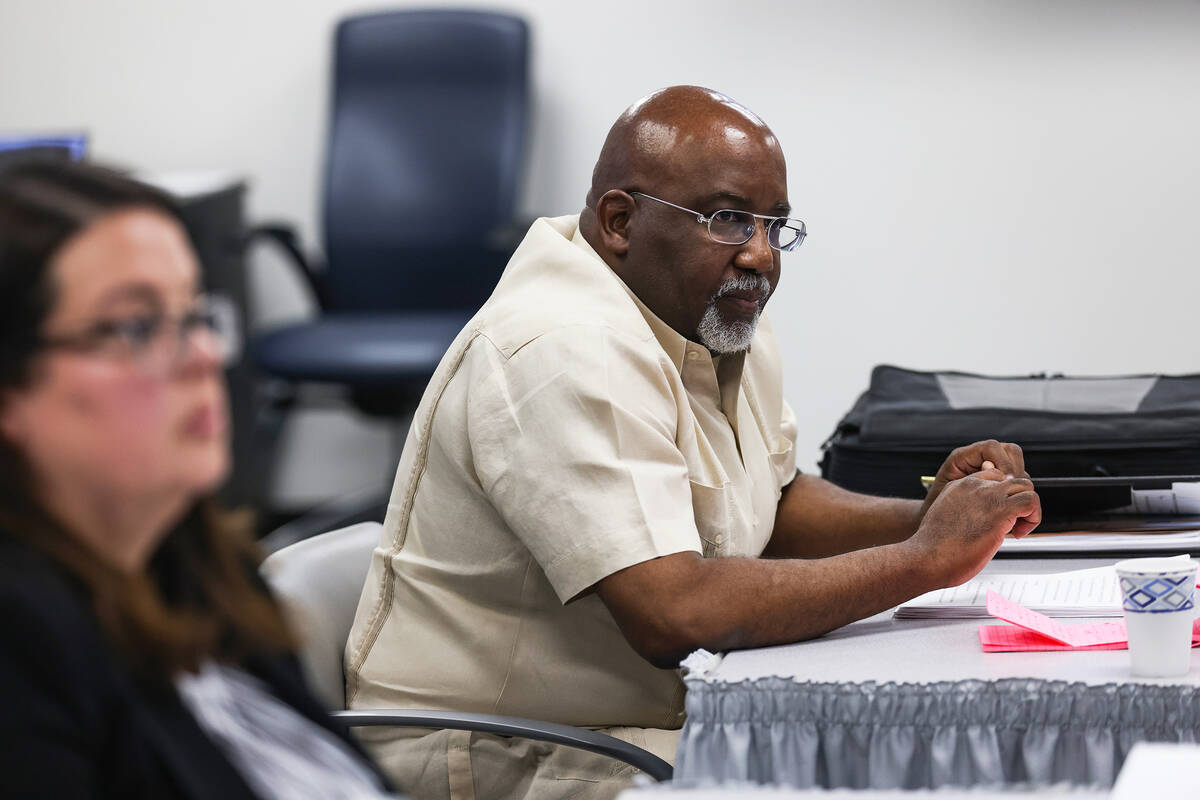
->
xmin=345 ymin=215 xmax=797 ymax=731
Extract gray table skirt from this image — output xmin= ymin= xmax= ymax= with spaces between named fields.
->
xmin=674 ymin=677 xmax=1200 ymax=789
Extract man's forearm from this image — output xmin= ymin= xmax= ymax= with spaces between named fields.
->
xmin=600 ymin=542 xmax=938 ymax=667
xmin=762 ymin=473 xmax=924 ymax=559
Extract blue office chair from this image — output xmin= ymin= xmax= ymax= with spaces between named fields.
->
xmin=248 ymin=10 xmax=530 ymax=526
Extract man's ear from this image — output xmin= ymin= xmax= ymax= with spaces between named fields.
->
xmin=593 ymin=190 xmax=637 ymax=257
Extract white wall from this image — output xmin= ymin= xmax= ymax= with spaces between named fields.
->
xmin=4 ymin=0 xmax=1199 ymax=503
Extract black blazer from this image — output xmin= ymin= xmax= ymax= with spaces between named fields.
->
xmin=0 ymin=534 xmax=389 ymax=799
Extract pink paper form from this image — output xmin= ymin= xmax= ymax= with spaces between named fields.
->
xmin=979 ymin=590 xmax=1200 ymax=652
xmin=979 ymin=625 xmax=1129 ymax=652
xmin=985 ymin=590 xmax=1127 ymax=646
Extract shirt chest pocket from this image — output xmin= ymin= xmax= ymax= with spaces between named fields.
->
xmin=688 ymin=479 xmax=734 ymax=558
xmin=768 ymin=438 xmax=795 ymax=496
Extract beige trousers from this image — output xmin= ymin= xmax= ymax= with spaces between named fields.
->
xmin=358 ymin=725 xmax=680 ymax=800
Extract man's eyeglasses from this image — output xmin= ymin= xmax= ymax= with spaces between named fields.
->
xmin=38 ymin=294 xmax=241 ymax=375
xmin=630 ymin=191 xmax=807 ymax=252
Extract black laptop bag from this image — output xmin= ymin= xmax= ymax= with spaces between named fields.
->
xmin=820 ymin=365 xmax=1200 ymax=501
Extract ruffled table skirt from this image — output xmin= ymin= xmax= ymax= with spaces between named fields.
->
xmin=674 ymin=677 xmax=1200 ymax=789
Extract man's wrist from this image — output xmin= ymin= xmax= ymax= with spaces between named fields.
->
xmin=911 ymin=496 xmax=930 ymax=535
xmin=889 ymin=536 xmax=945 ymax=597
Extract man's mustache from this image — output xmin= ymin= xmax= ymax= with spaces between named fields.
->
xmin=712 ymin=273 xmax=772 ymax=306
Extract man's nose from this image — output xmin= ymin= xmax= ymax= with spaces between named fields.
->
xmin=735 ymin=220 xmax=775 ymax=272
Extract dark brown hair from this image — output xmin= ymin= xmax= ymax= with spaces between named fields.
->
xmin=0 ymin=161 xmax=293 ymax=679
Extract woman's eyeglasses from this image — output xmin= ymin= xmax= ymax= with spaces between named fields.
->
xmin=38 ymin=294 xmax=240 ymax=375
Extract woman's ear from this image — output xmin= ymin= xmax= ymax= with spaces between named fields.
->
xmin=593 ymin=189 xmax=637 ymax=257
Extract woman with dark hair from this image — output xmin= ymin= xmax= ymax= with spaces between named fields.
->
xmin=0 ymin=161 xmax=397 ymax=799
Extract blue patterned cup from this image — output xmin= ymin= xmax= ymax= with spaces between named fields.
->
xmin=1115 ymin=557 xmax=1197 ymax=678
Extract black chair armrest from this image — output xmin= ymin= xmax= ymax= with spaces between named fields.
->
xmin=245 ymin=223 xmax=329 ymax=309
xmin=334 ymin=708 xmax=673 ymax=782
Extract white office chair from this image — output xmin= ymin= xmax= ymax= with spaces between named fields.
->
xmin=260 ymin=522 xmax=673 ymax=782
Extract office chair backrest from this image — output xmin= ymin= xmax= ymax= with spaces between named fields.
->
xmin=323 ymin=9 xmax=530 ymax=312
xmin=260 ymin=521 xmax=383 ymax=710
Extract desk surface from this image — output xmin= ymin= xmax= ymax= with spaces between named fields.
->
xmin=703 ymin=557 xmax=1199 ymax=687
xmin=675 ymin=557 xmax=1200 ymax=789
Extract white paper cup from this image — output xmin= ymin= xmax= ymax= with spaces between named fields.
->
xmin=1115 ymin=557 xmax=1197 ymax=678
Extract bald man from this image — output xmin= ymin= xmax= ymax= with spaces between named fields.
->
xmin=345 ymin=87 xmax=1040 ymax=800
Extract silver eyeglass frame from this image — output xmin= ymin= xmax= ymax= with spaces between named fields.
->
xmin=629 ymin=191 xmax=806 ymax=252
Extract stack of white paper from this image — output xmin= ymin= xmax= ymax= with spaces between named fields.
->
xmin=1111 ymin=481 xmax=1200 ymax=515
xmin=894 ymin=565 xmax=1124 ymax=619
xmin=1000 ymin=529 xmax=1200 ymax=554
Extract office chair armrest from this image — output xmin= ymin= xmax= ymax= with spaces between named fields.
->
xmin=245 ymin=223 xmax=329 ymax=308
xmin=334 ymin=708 xmax=673 ymax=782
